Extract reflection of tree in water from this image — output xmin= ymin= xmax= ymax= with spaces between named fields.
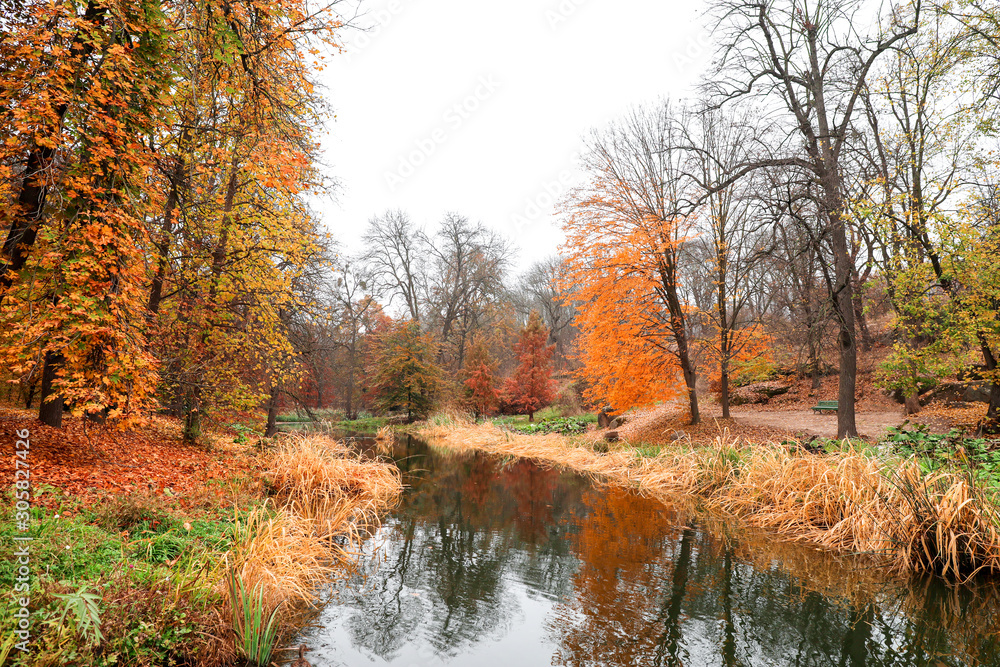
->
xmin=336 ymin=439 xmax=590 ymax=660
xmin=317 ymin=437 xmax=1000 ymax=666
xmin=549 ymin=485 xmax=1000 ymax=667
xmin=548 ymin=489 xmax=699 ymax=666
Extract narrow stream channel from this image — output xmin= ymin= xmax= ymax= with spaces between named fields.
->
xmin=300 ymin=436 xmax=1000 ymax=666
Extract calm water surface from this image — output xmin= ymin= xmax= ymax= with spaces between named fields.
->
xmin=300 ymin=437 xmax=1000 ymax=666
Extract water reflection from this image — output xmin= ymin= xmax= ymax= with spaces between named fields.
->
xmin=302 ymin=437 xmax=1000 ymax=666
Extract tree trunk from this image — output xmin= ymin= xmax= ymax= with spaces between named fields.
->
xmin=720 ymin=368 xmax=731 ymax=419
xmin=658 ymin=261 xmax=700 ymax=425
xmin=264 ymin=384 xmax=280 ymax=438
xmin=681 ymin=361 xmax=700 ymax=426
xmin=718 ymin=279 xmax=731 ymax=419
xmin=38 ymin=351 xmax=64 ymax=427
xmin=980 ymin=339 xmax=1000 ymax=434
xmin=828 ymin=204 xmax=858 ymax=439
xmin=183 ymin=388 xmax=202 ymax=442
xmin=803 ymin=297 xmax=823 ymax=391
xmin=835 ymin=280 xmax=859 ymax=439
xmin=147 ymin=156 xmax=184 ymax=317
xmin=904 ymin=358 xmax=921 ymax=415
xmin=23 ymin=379 xmax=36 ymax=409
xmin=187 ymin=156 xmax=238 ymax=435
xmin=854 ymin=287 xmax=873 ymax=352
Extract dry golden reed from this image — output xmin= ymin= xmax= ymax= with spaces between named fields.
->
xmin=422 ymin=420 xmax=1000 ymax=580
xmin=197 ymin=434 xmax=402 ymax=665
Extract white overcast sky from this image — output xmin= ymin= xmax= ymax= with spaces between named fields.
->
xmin=313 ymin=0 xmax=714 ymax=273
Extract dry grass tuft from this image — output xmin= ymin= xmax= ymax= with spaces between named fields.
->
xmin=199 ymin=434 xmax=403 ymax=662
xmin=226 ymin=506 xmax=335 ymax=611
xmin=263 ymin=434 xmax=402 ymax=530
xmin=421 ymin=420 xmax=1000 ymax=579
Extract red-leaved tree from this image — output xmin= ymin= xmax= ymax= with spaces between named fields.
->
xmin=463 ymin=335 xmax=501 ymax=418
xmin=505 ymin=311 xmax=556 ymax=421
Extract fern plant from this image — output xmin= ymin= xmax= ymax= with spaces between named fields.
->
xmin=52 ymin=585 xmax=104 ymax=645
xmin=226 ymin=568 xmax=282 ymax=667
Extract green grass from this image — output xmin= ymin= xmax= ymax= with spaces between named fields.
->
xmin=334 ymin=415 xmax=389 ymax=432
xmin=274 ymin=415 xmax=313 ymax=423
xmin=632 ymin=444 xmax=663 ymax=458
xmin=0 ymin=492 xmax=257 ymax=667
xmin=273 ymin=410 xmax=389 ymax=433
xmin=493 ymin=406 xmax=596 ymax=426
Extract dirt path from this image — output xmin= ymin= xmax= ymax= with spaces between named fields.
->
xmin=730 ymin=408 xmax=906 ymax=440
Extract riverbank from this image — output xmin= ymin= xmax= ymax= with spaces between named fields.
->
xmin=1 ymin=413 xmax=401 ymax=667
xmin=418 ymin=417 xmax=1000 ymax=580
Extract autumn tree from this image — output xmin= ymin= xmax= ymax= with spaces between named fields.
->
xmin=463 ymin=335 xmax=501 ymax=418
xmin=504 ymin=311 xmax=556 ymax=422
xmin=0 ymin=0 xmax=348 ymax=435
xmin=879 ymin=186 xmax=1000 ymax=431
xmin=0 ymin=0 xmax=169 ymax=426
xmin=563 ymin=103 xmax=701 ymax=422
xmin=143 ymin=0 xmax=342 ymax=440
xmin=370 ymin=320 xmax=442 ymax=422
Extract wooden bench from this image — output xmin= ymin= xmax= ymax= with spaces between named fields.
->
xmin=811 ymin=400 xmax=838 ymax=414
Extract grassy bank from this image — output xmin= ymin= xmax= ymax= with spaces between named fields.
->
xmin=274 ymin=411 xmax=390 ymax=434
xmin=418 ymin=417 xmax=1000 ymax=580
xmin=1 ymin=430 xmax=400 ymax=667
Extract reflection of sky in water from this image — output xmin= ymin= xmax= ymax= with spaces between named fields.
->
xmin=301 ymin=439 xmax=1000 ymax=666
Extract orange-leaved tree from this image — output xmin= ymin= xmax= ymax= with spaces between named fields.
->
xmin=561 ymin=105 xmax=701 ymax=422
xmin=504 ymin=311 xmax=555 ymax=421
xmin=463 ymin=335 xmax=501 ymax=418
xmin=0 ymin=0 xmax=170 ymax=426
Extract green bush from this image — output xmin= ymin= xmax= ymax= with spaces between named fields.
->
xmin=500 ymin=416 xmax=592 ymax=435
xmin=882 ymin=424 xmax=1000 ymax=485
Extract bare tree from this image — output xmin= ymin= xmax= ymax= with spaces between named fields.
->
xmin=766 ymin=178 xmax=837 ymax=389
xmin=681 ymin=106 xmax=773 ymax=418
xmin=425 ymin=213 xmax=512 ymax=372
xmin=362 ymin=209 xmax=425 ymax=321
xmin=704 ymin=0 xmax=922 ymax=437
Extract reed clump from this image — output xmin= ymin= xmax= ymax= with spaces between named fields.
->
xmin=263 ymin=434 xmax=402 ymax=535
xmin=203 ymin=434 xmax=402 ymax=663
xmin=421 ymin=420 xmax=1000 ymax=579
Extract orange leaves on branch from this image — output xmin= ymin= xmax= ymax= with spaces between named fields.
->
xmin=561 ymin=179 xmax=694 ymax=411
xmin=0 ymin=0 xmax=345 ymax=427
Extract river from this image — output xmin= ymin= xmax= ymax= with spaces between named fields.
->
xmin=299 ymin=436 xmax=1000 ymax=666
